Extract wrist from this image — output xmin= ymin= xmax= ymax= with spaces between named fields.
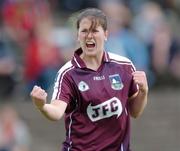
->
xmin=36 ymin=104 xmax=45 ymax=111
xmin=138 ymin=88 xmax=148 ymax=95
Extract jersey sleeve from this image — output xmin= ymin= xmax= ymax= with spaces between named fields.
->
xmin=128 ymin=63 xmax=138 ymax=97
xmin=51 ymin=68 xmax=74 ymax=105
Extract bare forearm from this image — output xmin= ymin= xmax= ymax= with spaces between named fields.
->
xmin=129 ymin=90 xmax=148 ymax=118
xmin=38 ymin=104 xmax=62 ymax=121
xmin=37 ymin=100 xmax=67 ymax=121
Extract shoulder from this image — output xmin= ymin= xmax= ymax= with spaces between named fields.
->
xmin=57 ymin=61 xmax=74 ymax=75
xmin=54 ymin=61 xmax=75 ymax=84
xmin=107 ymin=52 xmax=136 ymax=71
xmin=108 ymin=52 xmax=131 ymax=63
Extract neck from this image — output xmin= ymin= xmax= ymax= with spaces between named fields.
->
xmin=81 ymin=51 xmax=104 ymax=71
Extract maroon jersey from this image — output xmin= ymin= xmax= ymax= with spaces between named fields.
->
xmin=52 ymin=48 xmax=138 ymax=151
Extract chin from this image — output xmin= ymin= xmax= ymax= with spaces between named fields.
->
xmin=85 ymin=48 xmax=97 ymax=56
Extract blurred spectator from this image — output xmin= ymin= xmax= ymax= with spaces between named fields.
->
xmin=99 ymin=0 xmax=151 ymax=84
xmin=2 ymin=0 xmax=53 ymax=55
xmin=24 ymin=24 xmax=64 ymax=94
xmin=1 ymin=0 xmax=65 ymax=94
xmin=132 ymin=2 xmax=167 ymax=46
xmin=51 ymin=26 xmax=76 ymax=61
xmin=132 ymin=1 xmax=180 ymax=86
xmin=150 ymin=20 xmax=180 ymax=81
xmin=56 ymin=0 xmax=98 ymax=13
xmin=0 ymin=12 xmax=17 ymax=98
xmin=22 ymin=0 xmax=64 ymax=93
xmin=0 ymin=105 xmax=31 ymax=151
xmin=154 ymin=0 xmax=180 ymax=42
xmin=154 ymin=0 xmax=180 ymax=17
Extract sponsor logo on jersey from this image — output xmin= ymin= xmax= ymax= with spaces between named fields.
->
xmin=93 ymin=75 xmax=105 ymax=81
xmin=78 ymin=81 xmax=89 ymax=92
xmin=87 ymin=97 xmax=123 ymax=122
xmin=109 ymin=74 xmax=124 ymax=90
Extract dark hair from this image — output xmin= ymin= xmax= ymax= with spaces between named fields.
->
xmin=76 ymin=8 xmax=107 ymax=31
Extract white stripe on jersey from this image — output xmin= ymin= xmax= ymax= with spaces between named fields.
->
xmin=73 ymin=56 xmax=81 ymax=68
xmin=51 ymin=61 xmax=74 ymax=101
xmin=67 ymin=110 xmax=74 ymax=151
xmin=67 ymin=99 xmax=78 ymax=151
xmin=108 ymin=52 xmax=136 ymax=71
xmin=125 ymin=108 xmax=128 ymax=116
xmin=108 ymin=52 xmax=131 ymax=62
xmin=121 ymin=143 xmax=124 ymax=151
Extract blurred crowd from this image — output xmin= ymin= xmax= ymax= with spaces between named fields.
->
xmin=0 ymin=0 xmax=180 ymax=99
xmin=0 ymin=105 xmax=31 ymax=151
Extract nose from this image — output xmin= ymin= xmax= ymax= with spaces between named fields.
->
xmin=86 ymin=31 xmax=93 ymax=39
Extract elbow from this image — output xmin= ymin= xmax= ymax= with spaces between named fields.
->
xmin=41 ymin=108 xmax=64 ymax=121
xmin=46 ymin=114 xmax=63 ymax=121
xmin=130 ymin=111 xmax=142 ymax=119
xmin=129 ymin=109 xmax=143 ymax=119
xmin=52 ymin=112 xmax=64 ymax=121
xmin=128 ymin=98 xmax=147 ymax=119
xmin=48 ymin=118 xmax=61 ymax=122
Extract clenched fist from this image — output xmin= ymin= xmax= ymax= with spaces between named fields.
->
xmin=30 ymin=85 xmax=48 ymax=110
xmin=132 ymin=71 xmax=148 ymax=94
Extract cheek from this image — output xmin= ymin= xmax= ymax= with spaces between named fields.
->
xmin=78 ymin=35 xmax=86 ymax=46
xmin=78 ymin=34 xmax=85 ymax=41
xmin=96 ymin=36 xmax=105 ymax=44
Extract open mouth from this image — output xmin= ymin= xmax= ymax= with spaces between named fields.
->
xmin=86 ymin=41 xmax=96 ymax=49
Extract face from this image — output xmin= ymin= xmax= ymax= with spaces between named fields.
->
xmin=77 ymin=18 xmax=108 ymax=58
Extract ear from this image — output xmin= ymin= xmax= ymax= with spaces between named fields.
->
xmin=104 ymin=30 xmax=108 ymax=41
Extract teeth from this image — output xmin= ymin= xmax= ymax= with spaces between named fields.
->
xmin=86 ymin=41 xmax=94 ymax=44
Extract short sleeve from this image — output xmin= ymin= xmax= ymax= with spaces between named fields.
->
xmin=51 ymin=64 xmax=74 ymax=104
xmin=128 ymin=64 xmax=138 ymax=97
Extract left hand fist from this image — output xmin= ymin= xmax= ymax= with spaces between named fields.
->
xmin=132 ymin=71 xmax=148 ymax=93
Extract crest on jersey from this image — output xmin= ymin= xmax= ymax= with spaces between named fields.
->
xmin=109 ymin=74 xmax=124 ymax=90
xmin=78 ymin=81 xmax=89 ymax=92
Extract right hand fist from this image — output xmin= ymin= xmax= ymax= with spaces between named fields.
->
xmin=30 ymin=85 xmax=47 ymax=110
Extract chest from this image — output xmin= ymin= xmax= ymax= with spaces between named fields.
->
xmin=72 ymin=64 xmax=132 ymax=107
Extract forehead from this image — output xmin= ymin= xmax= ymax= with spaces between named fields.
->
xmin=79 ymin=18 xmax=102 ymax=29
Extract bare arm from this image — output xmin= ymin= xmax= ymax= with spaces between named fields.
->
xmin=30 ymin=86 xmax=67 ymax=121
xmin=128 ymin=71 xmax=148 ymax=118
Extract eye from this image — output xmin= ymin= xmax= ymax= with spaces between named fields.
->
xmin=81 ymin=29 xmax=88 ymax=33
xmin=92 ymin=29 xmax=99 ymax=33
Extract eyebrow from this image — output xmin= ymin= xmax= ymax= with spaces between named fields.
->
xmin=80 ymin=25 xmax=99 ymax=31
